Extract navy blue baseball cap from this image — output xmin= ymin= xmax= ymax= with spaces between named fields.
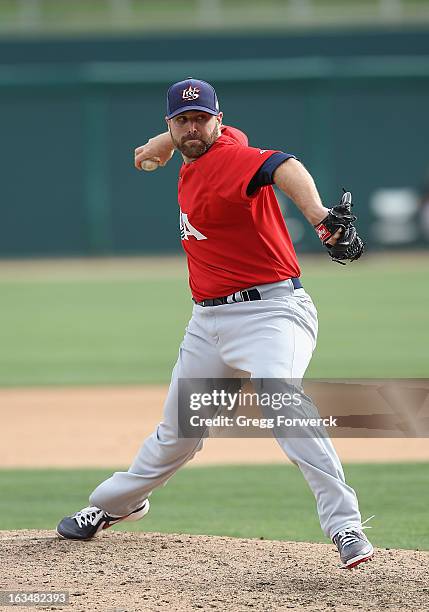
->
xmin=166 ymin=78 xmax=220 ymax=119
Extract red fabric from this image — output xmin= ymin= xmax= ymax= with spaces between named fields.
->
xmin=178 ymin=125 xmax=301 ymax=301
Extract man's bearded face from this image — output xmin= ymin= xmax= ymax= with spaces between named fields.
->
xmin=169 ymin=112 xmax=221 ymax=160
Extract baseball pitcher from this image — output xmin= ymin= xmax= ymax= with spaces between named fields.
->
xmin=57 ymin=79 xmax=372 ymax=569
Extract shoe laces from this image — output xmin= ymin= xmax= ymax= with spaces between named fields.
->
xmin=361 ymin=515 xmax=375 ymax=530
xmin=72 ymin=506 xmax=105 ymax=528
xmin=336 ymin=515 xmax=375 ymax=547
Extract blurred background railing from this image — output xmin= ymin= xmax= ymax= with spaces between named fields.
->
xmin=1 ymin=0 xmax=429 ymax=35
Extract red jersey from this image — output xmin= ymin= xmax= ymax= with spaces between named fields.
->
xmin=178 ymin=125 xmax=301 ymax=302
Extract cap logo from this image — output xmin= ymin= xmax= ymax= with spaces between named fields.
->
xmin=182 ymin=86 xmax=200 ymax=101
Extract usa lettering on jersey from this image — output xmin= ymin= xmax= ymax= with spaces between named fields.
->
xmin=179 ymin=210 xmax=207 ymax=241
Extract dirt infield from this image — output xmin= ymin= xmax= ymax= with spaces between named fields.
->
xmin=1 ymin=386 xmax=428 ymax=468
xmin=1 ymin=530 xmax=427 ymax=611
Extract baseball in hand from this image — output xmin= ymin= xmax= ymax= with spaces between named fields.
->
xmin=140 ymin=159 xmax=159 ymax=172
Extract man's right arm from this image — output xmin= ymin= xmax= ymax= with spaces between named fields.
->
xmin=134 ymin=131 xmax=175 ymax=170
xmin=134 ymin=124 xmax=245 ymax=170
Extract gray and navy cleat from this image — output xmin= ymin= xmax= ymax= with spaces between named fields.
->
xmin=56 ymin=499 xmax=150 ymax=541
xmin=333 ymin=527 xmax=374 ymax=569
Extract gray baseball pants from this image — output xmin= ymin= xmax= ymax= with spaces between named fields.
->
xmin=90 ymin=279 xmax=362 ymax=539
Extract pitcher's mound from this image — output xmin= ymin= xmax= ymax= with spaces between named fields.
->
xmin=1 ymin=530 xmax=427 ymax=611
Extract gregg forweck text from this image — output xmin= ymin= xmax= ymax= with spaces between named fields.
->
xmin=188 ymin=413 xmax=338 ymax=430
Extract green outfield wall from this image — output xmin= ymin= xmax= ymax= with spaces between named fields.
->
xmin=1 ymin=30 xmax=429 ymax=256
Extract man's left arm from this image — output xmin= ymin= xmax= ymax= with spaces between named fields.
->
xmin=273 ymin=158 xmax=329 ymax=227
xmin=273 ymin=158 xmax=364 ymax=262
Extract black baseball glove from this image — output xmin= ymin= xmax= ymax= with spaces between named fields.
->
xmin=314 ymin=190 xmax=364 ymax=265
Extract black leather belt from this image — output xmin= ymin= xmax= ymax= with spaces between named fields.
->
xmin=291 ymin=277 xmax=303 ymax=290
xmin=194 ymin=278 xmax=303 ymax=307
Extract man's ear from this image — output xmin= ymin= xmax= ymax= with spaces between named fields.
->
xmin=217 ymin=112 xmax=223 ymax=126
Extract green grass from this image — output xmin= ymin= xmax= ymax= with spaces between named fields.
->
xmin=0 ymin=277 xmax=191 ymax=386
xmin=304 ymin=255 xmax=429 ymax=378
xmin=0 ymin=462 xmax=427 ymax=551
xmin=0 ymin=255 xmax=427 ymax=386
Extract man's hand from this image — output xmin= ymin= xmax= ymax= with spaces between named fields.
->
xmin=313 ymin=210 xmax=344 ymax=246
xmin=314 ymin=191 xmax=365 ymax=264
xmin=325 ymin=228 xmax=344 ymax=246
xmin=134 ymin=132 xmax=175 ymax=170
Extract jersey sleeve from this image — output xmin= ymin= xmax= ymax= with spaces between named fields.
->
xmin=247 ymin=152 xmax=297 ymax=196
xmin=199 ymin=144 xmax=280 ymax=204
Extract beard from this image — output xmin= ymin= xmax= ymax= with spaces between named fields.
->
xmin=171 ymin=124 xmax=220 ymax=159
